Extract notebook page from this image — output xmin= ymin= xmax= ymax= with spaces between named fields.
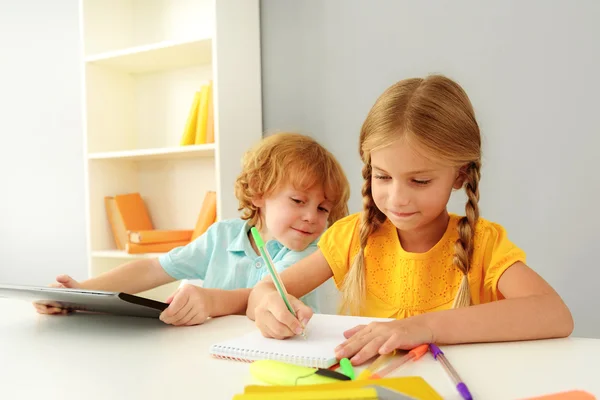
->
xmin=210 ymin=314 xmax=392 ymax=368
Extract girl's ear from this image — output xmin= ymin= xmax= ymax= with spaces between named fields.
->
xmin=453 ymin=165 xmax=468 ymax=189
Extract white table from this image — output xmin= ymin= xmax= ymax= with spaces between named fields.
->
xmin=0 ymin=299 xmax=597 ymax=400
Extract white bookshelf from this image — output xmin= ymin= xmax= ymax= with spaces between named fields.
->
xmin=80 ymin=0 xmax=262 ymax=301
xmin=88 ymin=144 xmax=215 ymax=161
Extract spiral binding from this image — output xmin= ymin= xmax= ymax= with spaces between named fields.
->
xmin=209 ymin=344 xmax=331 ymax=368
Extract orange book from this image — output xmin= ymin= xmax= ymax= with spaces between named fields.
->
xmin=205 ymin=80 xmax=214 ymax=144
xmin=192 ymin=191 xmax=217 ymax=240
xmin=126 ymin=240 xmax=190 ymax=254
xmin=114 ymin=193 xmax=154 ymax=231
xmin=128 ymin=229 xmax=194 ymax=244
xmin=105 ymin=197 xmax=127 ymax=250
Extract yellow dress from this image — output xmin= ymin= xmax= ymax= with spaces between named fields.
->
xmin=318 ymin=212 xmax=526 ymax=318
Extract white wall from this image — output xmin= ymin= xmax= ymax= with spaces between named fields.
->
xmin=261 ymin=1 xmax=600 ymax=337
xmin=0 ymin=0 xmax=87 ymax=284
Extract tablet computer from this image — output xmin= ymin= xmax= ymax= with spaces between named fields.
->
xmin=0 ymin=284 xmax=168 ymax=318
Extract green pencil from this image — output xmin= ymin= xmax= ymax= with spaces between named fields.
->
xmin=250 ymin=227 xmax=306 ymax=338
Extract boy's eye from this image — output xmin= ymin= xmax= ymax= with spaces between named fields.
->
xmin=412 ymin=179 xmax=431 ymax=185
xmin=291 ymin=198 xmax=303 ymax=204
xmin=318 ymin=207 xmax=330 ymax=213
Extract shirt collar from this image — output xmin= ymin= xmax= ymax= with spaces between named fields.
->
xmin=227 ymin=220 xmax=252 ymax=253
xmin=226 ymin=220 xmax=285 ymax=256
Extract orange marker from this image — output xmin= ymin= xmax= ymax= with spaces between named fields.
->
xmin=355 ymin=351 xmax=396 ymax=380
xmin=370 ymin=344 xmax=429 ymax=379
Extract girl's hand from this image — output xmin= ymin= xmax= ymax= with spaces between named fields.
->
xmin=33 ymin=275 xmax=81 ymax=315
xmin=159 ymin=284 xmax=212 ymax=326
xmin=254 ymin=291 xmax=313 ymax=339
xmin=334 ymin=317 xmax=434 ymax=365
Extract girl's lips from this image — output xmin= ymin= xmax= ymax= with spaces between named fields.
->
xmin=390 ymin=211 xmax=417 ymax=218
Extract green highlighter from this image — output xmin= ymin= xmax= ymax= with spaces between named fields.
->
xmin=250 ymin=227 xmax=306 ymax=338
xmin=340 ymin=358 xmax=355 ymax=380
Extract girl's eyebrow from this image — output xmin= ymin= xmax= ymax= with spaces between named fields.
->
xmin=372 ymin=165 xmax=389 ymax=174
xmin=372 ymin=165 xmax=435 ymax=175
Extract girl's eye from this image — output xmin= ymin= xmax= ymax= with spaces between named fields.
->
xmin=374 ymin=175 xmax=390 ymax=180
xmin=412 ymin=179 xmax=431 ymax=185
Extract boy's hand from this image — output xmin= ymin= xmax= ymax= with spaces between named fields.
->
xmin=33 ymin=274 xmax=81 ymax=315
xmin=334 ymin=316 xmax=434 ymax=365
xmin=254 ymin=291 xmax=313 ymax=339
xmin=159 ymin=284 xmax=212 ymax=326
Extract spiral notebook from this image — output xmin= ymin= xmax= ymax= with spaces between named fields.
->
xmin=210 ymin=314 xmax=392 ymax=368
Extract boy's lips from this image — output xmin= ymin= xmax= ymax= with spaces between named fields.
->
xmin=292 ymin=227 xmax=313 ymax=235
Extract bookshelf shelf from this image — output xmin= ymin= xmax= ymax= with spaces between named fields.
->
xmin=88 ymin=144 xmax=215 ymax=161
xmin=80 ymin=0 xmax=263 ymax=301
xmin=85 ymin=37 xmax=212 ymax=74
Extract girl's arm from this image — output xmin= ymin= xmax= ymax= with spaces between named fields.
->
xmin=246 ymin=250 xmax=333 ymax=329
xmin=336 ymin=262 xmax=574 ymax=364
xmin=425 ymin=261 xmax=573 ymax=344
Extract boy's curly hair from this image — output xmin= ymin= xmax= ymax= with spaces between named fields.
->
xmin=234 ymin=132 xmax=350 ymax=229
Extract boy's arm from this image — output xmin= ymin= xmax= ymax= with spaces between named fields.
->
xmin=79 ymin=258 xmax=176 ymax=294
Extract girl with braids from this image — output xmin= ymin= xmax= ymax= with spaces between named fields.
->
xmin=247 ymin=75 xmax=573 ymax=365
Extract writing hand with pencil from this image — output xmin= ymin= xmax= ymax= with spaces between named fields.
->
xmin=254 ymin=291 xmax=312 ymax=339
xmin=251 ymin=227 xmax=312 ymax=339
xmin=334 ymin=316 xmax=434 ymax=365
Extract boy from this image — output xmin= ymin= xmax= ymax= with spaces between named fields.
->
xmin=35 ymin=133 xmax=350 ymax=326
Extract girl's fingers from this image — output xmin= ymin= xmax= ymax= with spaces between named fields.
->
xmin=350 ymin=335 xmax=388 ymax=365
xmin=257 ymin=309 xmax=296 ymax=339
xmin=291 ymin=298 xmax=313 ymax=327
xmin=379 ymin=333 xmax=406 ymax=354
xmin=270 ymin=304 xmax=304 ymax=336
xmin=343 ymin=324 xmax=366 ymax=339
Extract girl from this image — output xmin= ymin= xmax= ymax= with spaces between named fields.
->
xmin=35 ymin=133 xmax=350 ymax=326
xmin=247 ymin=76 xmax=573 ymax=364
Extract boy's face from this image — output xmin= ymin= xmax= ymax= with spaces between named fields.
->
xmin=370 ymin=139 xmax=462 ymax=233
xmin=253 ymin=183 xmax=332 ymax=251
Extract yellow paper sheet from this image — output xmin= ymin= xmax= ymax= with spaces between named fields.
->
xmin=240 ymin=376 xmax=442 ymax=400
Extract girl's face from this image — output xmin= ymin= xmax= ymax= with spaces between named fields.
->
xmin=370 ymin=139 xmax=463 ymax=233
xmin=252 ymin=183 xmax=331 ymax=251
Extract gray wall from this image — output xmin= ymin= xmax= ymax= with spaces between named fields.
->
xmin=261 ymin=1 xmax=600 ymax=337
xmin=0 ymin=0 xmax=87 ymax=284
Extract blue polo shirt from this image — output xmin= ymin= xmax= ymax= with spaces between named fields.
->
xmin=158 ymin=218 xmax=320 ymax=311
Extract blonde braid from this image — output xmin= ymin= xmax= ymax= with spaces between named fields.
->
xmin=452 ymin=161 xmax=481 ymax=308
xmin=339 ymin=163 xmax=386 ymax=315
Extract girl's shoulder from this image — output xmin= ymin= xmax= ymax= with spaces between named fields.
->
xmin=330 ymin=212 xmax=362 ymax=227
xmin=324 ymin=212 xmax=361 ymax=239
xmin=448 ymin=213 xmax=515 ymax=247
